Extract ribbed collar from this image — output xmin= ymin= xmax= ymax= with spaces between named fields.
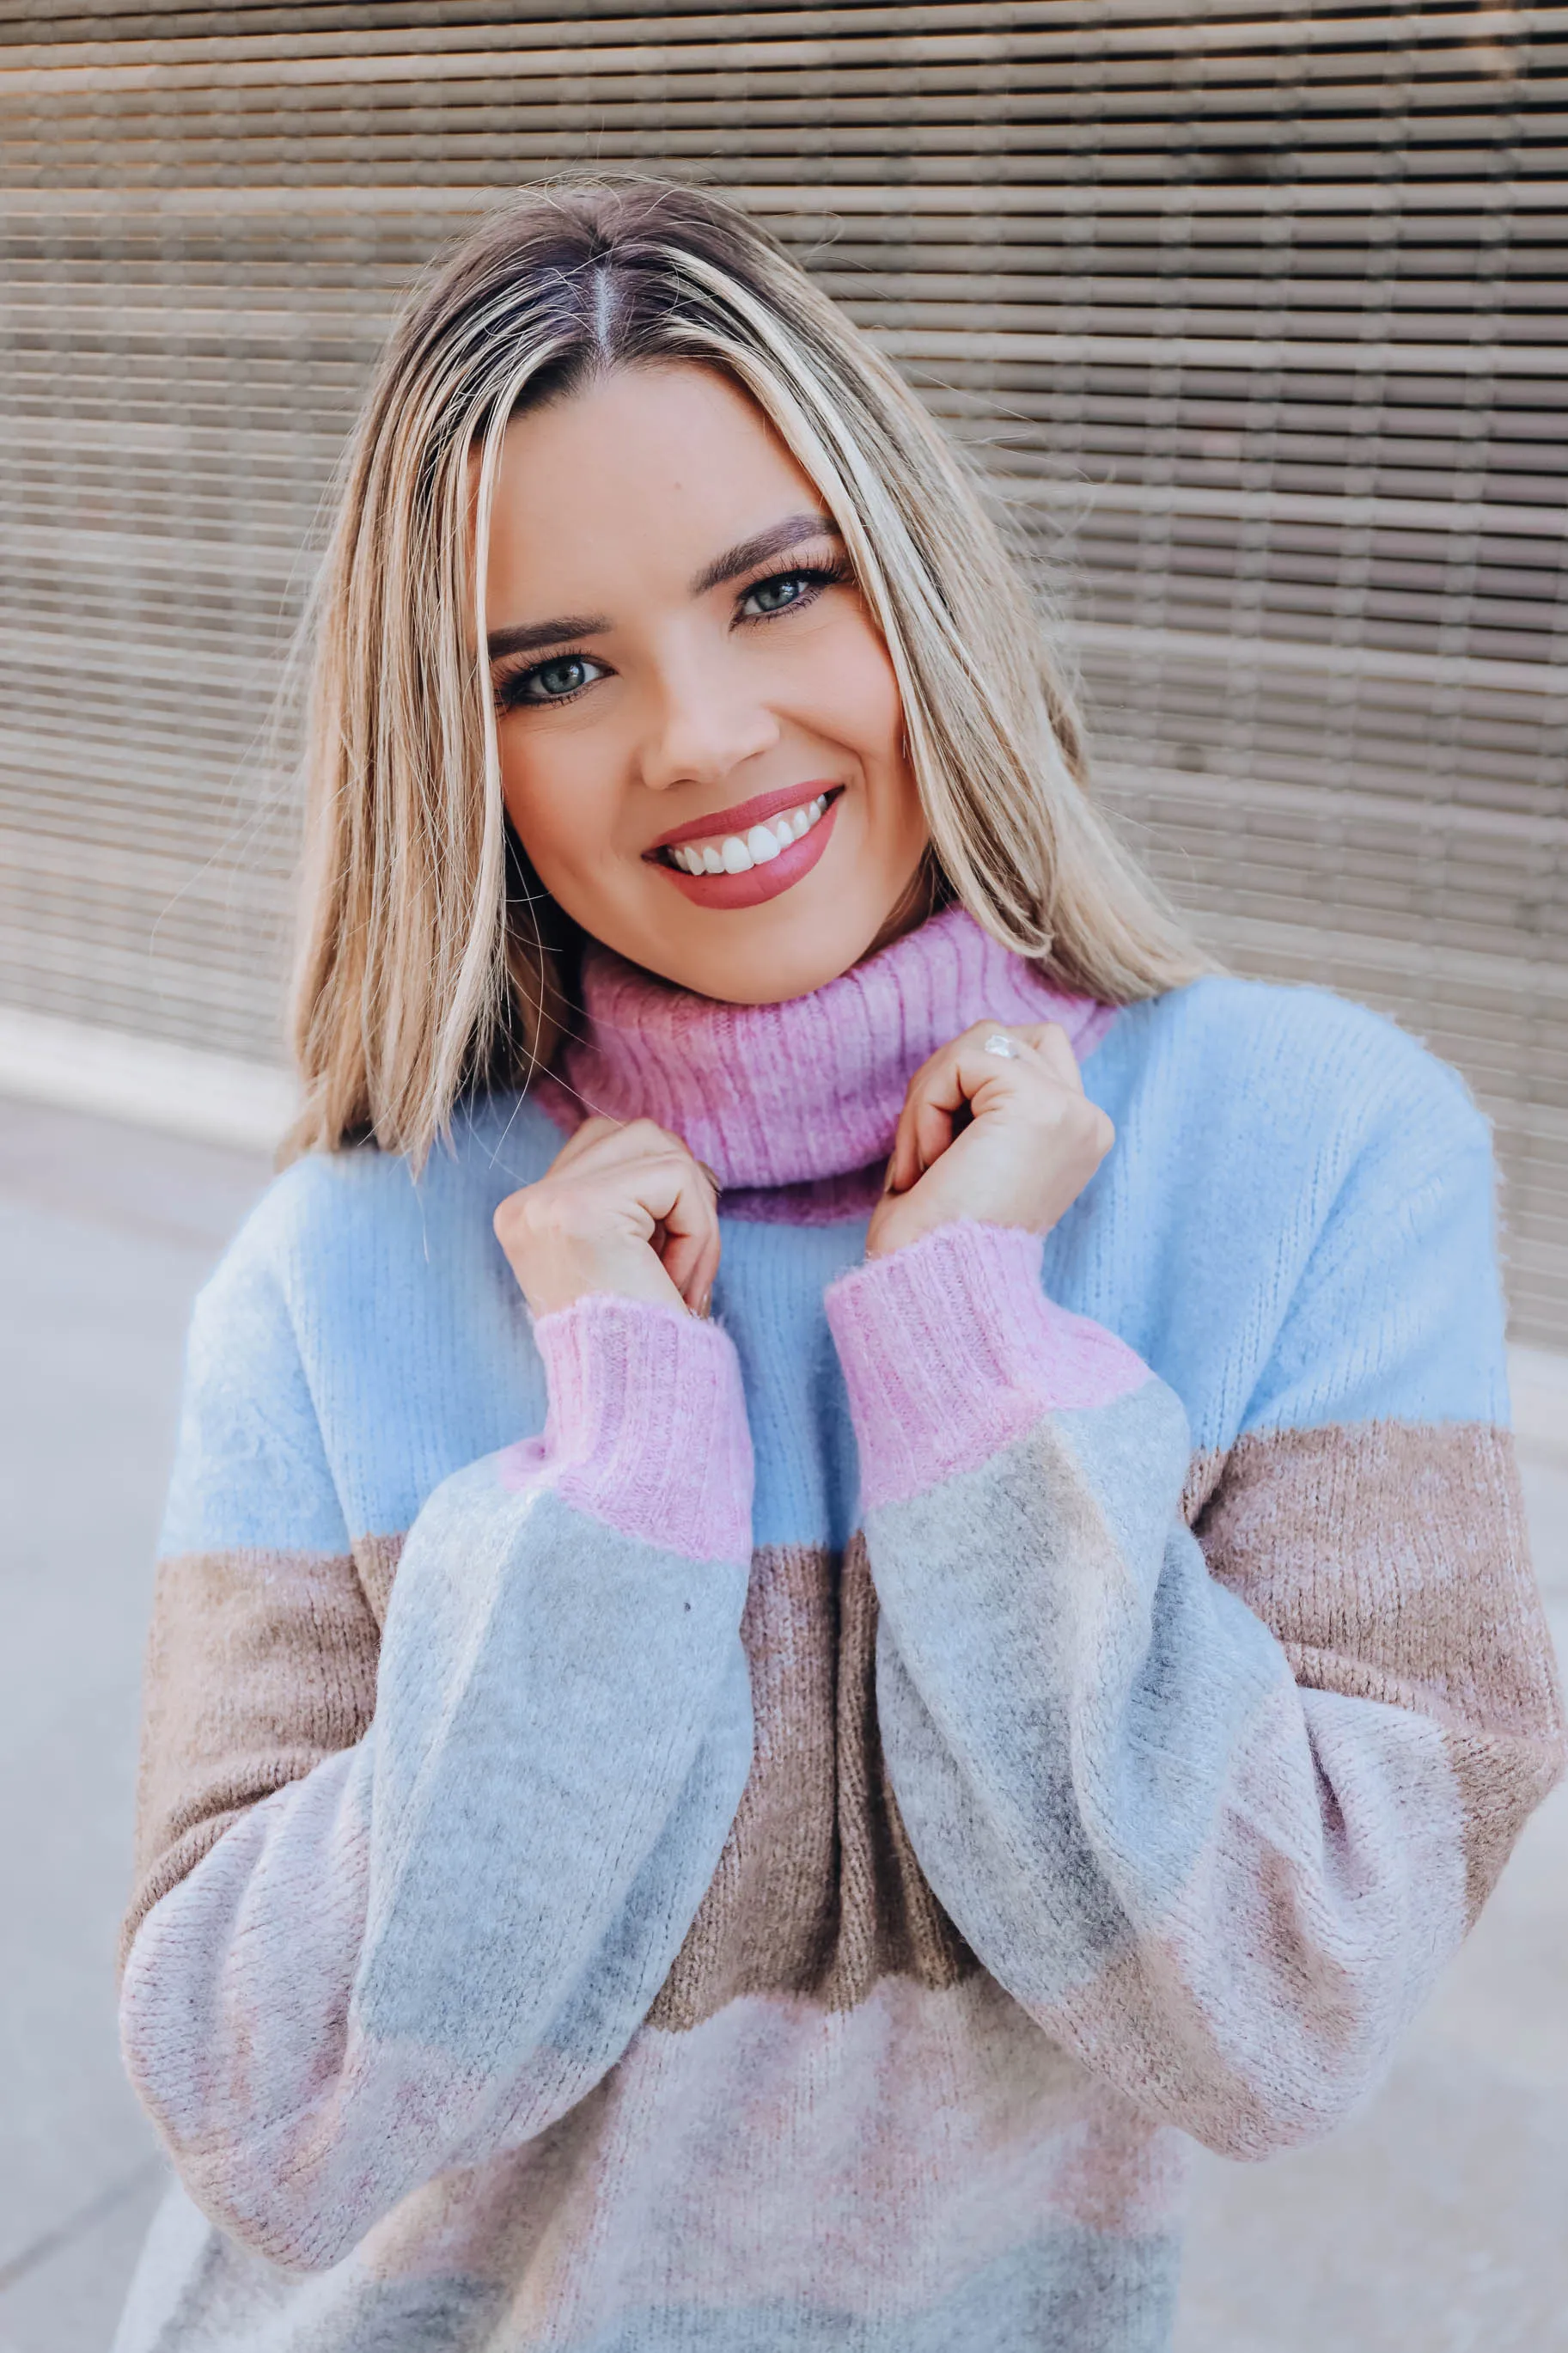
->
xmin=539 ymin=901 xmax=1114 ymax=1192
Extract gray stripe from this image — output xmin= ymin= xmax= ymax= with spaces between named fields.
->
xmin=577 ymin=2228 xmax=1181 ymax=2352
xmin=869 ymin=1390 xmax=1286 ymax=2008
xmin=115 ymin=2180 xmax=1180 ymax=2353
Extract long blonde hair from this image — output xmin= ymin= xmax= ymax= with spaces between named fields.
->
xmin=288 ymin=177 xmax=1207 ymax=1163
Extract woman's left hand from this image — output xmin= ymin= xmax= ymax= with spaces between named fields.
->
xmin=865 ymin=1021 xmax=1114 ymax=1261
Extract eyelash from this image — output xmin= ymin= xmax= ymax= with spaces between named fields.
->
xmin=493 ymin=553 xmax=854 ymax=712
xmin=737 ymin=554 xmax=854 ymax=621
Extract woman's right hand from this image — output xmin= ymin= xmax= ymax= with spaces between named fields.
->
xmin=494 ymin=1115 xmax=721 ymax=1320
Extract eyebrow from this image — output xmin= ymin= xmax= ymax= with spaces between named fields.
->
xmin=484 ymin=511 xmax=842 ymax=663
xmin=486 ymin=613 xmax=611 ymax=662
xmin=690 ymin=511 xmax=840 ymax=598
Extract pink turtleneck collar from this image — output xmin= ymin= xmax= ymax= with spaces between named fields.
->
xmin=536 ymin=902 xmax=1115 ymax=1196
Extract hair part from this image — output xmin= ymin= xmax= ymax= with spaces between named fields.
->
xmin=286 ymin=177 xmax=1211 ymax=1165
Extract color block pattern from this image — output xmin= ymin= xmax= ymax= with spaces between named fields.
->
xmin=114 ymin=911 xmax=1564 ymax=2351
xmin=1194 ymin=1419 xmax=1560 ymax=1917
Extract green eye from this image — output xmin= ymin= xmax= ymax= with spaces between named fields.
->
xmin=533 ymin=657 xmax=589 ymax=699
xmin=745 ymin=575 xmax=805 ymax=615
xmin=496 ymin=651 xmax=608 ymax=714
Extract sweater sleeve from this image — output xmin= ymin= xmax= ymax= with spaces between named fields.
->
xmin=824 ymin=1131 xmax=1564 ymax=2159
xmin=119 ymin=1258 xmax=755 ymax=2272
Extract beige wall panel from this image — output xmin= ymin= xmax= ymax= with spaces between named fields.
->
xmin=0 ymin=3 xmax=1563 ymax=1337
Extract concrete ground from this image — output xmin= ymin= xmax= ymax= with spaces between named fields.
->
xmin=0 ymin=1095 xmax=1563 ymax=2353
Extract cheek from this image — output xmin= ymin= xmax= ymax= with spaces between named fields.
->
xmin=496 ymin=730 xmax=602 ymax=893
xmin=497 ymin=737 xmax=552 ymax=862
xmin=796 ymin=613 xmax=906 ymax=769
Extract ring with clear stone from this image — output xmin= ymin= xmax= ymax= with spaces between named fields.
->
xmin=982 ymin=1032 xmax=1023 ymax=1059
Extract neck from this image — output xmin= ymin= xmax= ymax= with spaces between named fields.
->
xmin=537 ymin=901 xmax=1114 ymax=1194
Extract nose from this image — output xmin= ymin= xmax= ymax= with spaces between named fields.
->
xmin=636 ymin=642 xmax=781 ymax=796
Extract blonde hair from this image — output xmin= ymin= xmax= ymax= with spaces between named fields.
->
xmin=288 ymin=178 xmax=1208 ymax=1163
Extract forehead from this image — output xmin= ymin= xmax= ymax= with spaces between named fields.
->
xmin=485 ymin=362 xmax=826 ymax=605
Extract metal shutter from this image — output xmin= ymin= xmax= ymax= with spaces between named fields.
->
xmin=1 ymin=3 xmax=1564 ymax=1338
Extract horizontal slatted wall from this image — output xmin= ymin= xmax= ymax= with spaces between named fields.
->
xmin=1 ymin=2 xmax=1564 ymax=1339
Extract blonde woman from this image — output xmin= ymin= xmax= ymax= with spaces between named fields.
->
xmin=115 ymin=183 xmax=1562 ymax=2353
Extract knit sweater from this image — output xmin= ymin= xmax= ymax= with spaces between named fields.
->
xmin=115 ymin=903 xmax=1563 ymax=2353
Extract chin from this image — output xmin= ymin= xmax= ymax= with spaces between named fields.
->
xmin=651 ymin=900 xmax=894 ymax=1006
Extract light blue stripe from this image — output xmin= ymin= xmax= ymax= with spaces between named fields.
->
xmin=163 ymin=970 xmax=1510 ymax=1564
xmin=1068 ymin=976 xmax=1507 ymax=1442
xmin=714 ymin=1213 xmax=864 ymax=1551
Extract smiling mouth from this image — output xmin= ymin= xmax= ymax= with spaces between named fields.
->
xmin=649 ymin=785 xmax=845 ymax=912
xmin=654 ymin=788 xmax=838 ymax=876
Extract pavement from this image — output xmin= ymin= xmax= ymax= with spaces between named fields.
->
xmin=0 ymin=1094 xmax=1563 ymax=2353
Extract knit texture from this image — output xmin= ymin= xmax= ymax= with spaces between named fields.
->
xmin=827 ymin=1220 xmax=1150 ymax=1507
xmin=115 ymin=908 xmax=1564 ymax=2351
xmin=506 ymin=1291 xmax=753 ymax=1561
xmin=537 ymin=897 xmax=1115 ymax=1188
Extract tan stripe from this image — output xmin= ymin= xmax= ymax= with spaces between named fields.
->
xmin=1193 ymin=1420 xmax=1566 ymax=1916
xmin=127 ymin=1528 xmax=965 ymax=2020
xmin=351 ymin=1531 xmax=406 ymax=1627
xmin=648 ymin=1537 xmax=974 ymax=2031
xmin=1180 ymin=1445 xmax=1226 ymax=1529
xmin=122 ymin=1545 xmax=381 ymax=1967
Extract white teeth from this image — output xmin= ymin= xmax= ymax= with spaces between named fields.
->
xmin=671 ymin=792 xmax=833 ymax=878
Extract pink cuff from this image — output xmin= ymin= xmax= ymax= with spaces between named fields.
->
xmin=825 ymin=1221 xmax=1150 ymax=1512
xmin=499 ymin=1293 xmax=753 ymax=1563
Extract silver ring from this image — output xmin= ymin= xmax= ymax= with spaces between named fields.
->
xmin=982 ymin=1032 xmax=1022 ymax=1060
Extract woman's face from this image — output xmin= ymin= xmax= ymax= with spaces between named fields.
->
xmin=484 ymin=362 xmax=930 ymax=1004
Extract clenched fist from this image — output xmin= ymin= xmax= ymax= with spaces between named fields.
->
xmin=494 ymin=1115 xmax=721 ymax=1318
xmin=865 ymin=1021 xmax=1113 ymax=1262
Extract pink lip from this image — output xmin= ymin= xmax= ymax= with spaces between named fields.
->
xmin=646 ymin=780 xmax=842 ymax=853
xmin=656 ymin=789 xmax=842 ymax=910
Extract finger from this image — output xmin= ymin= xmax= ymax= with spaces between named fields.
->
xmin=686 ymin=1166 xmax=724 ymax=1312
xmin=680 ymin=1219 xmax=723 ymax=1316
xmin=886 ymin=1026 xmax=997 ymax=1194
xmin=635 ymin=1151 xmax=721 ymax=1311
xmin=556 ymin=1121 xmax=718 ymax=1308
xmin=885 ymin=1047 xmax=947 ymax=1195
xmin=893 ymin=1023 xmax=1081 ymax=1188
xmin=900 ymin=1027 xmax=1020 ymax=1177
xmin=650 ymin=1170 xmax=722 ymax=1311
xmin=1011 ymin=1023 xmax=1084 ymax=1092
xmin=889 ymin=1019 xmax=1004 ymax=1192
xmin=546 ymin=1112 xmax=625 ymax=1173
xmin=908 ymin=1062 xmax=970 ymax=1182
xmin=550 ymin=1114 xmax=688 ymax=1178
xmin=660 ymin=1201 xmax=720 ymax=1313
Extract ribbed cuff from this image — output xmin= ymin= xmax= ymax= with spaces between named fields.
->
xmin=519 ymin=1293 xmax=753 ymax=1563
xmin=825 ymin=1221 xmax=1150 ymax=1511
